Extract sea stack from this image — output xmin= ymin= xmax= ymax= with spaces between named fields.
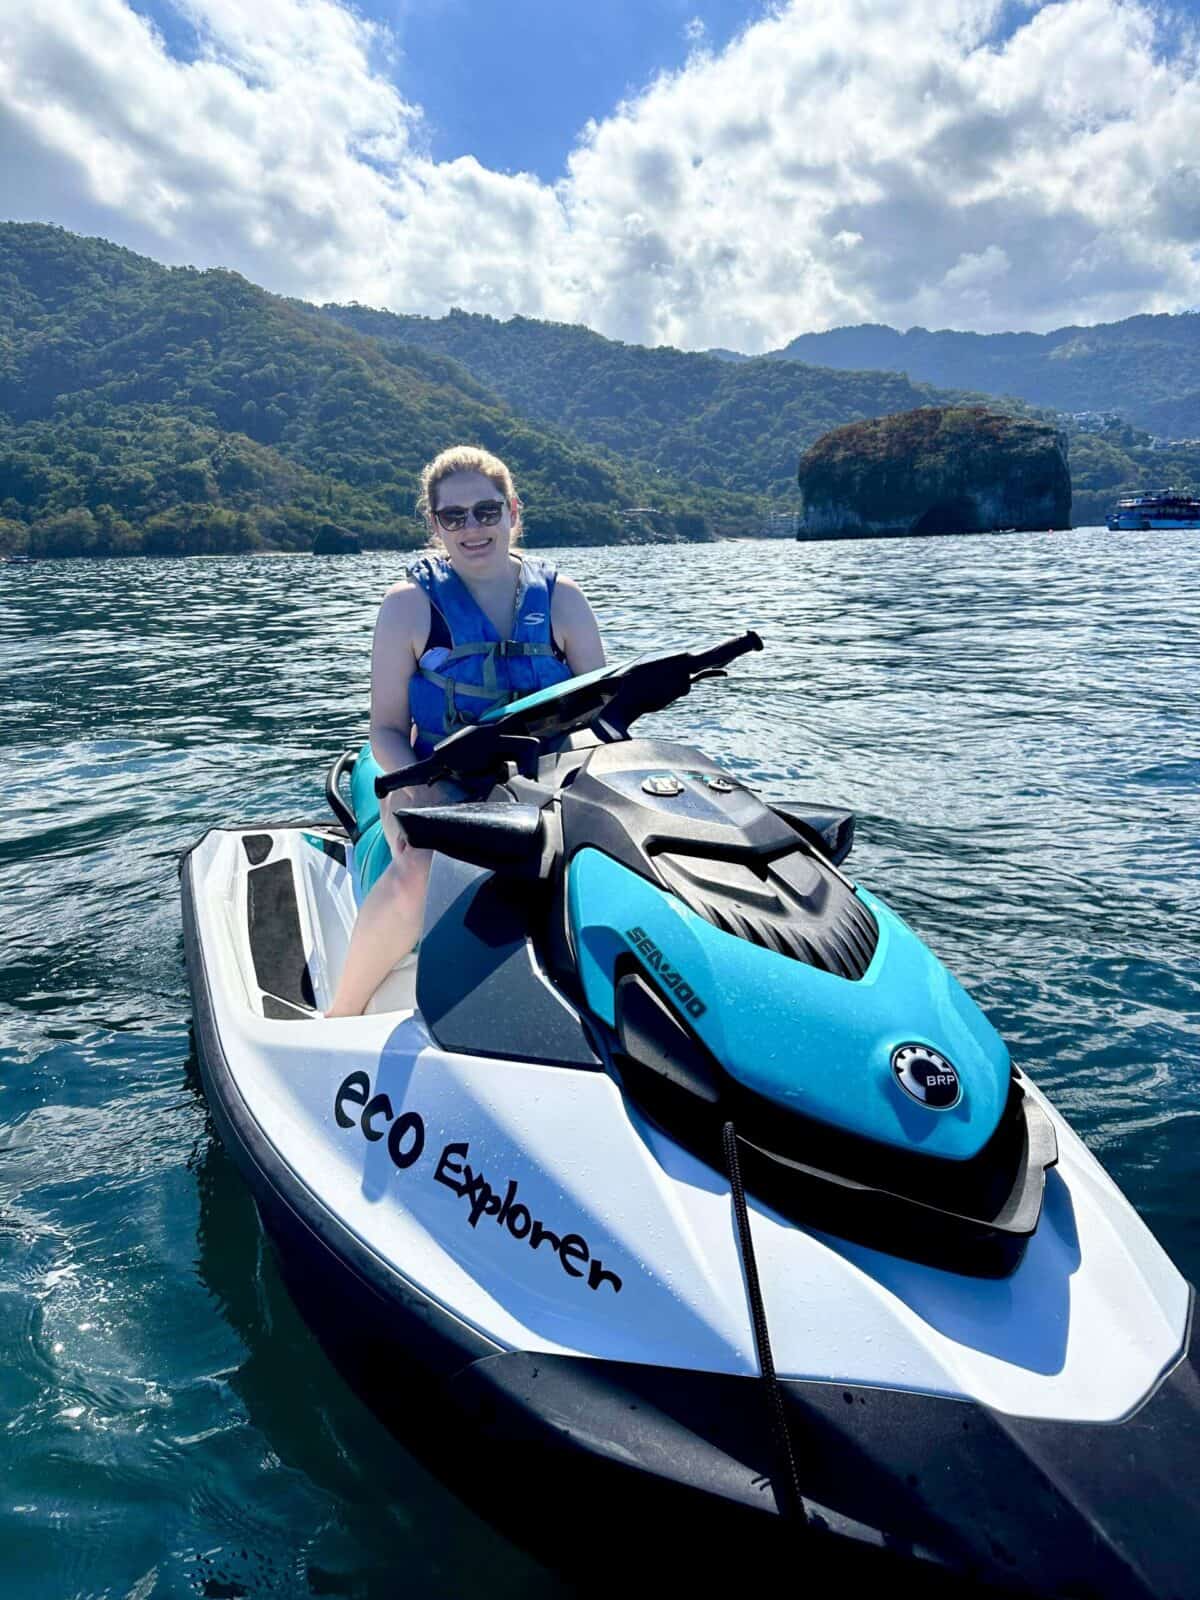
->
xmin=797 ymin=406 xmax=1071 ymax=538
xmin=312 ymin=523 xmax=362 ymax=555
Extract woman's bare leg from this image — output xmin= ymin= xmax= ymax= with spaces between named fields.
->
xmin=326 ymin=837 xmax=431 ymax=1018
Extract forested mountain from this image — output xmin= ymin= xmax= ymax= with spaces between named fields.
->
xmin=327 ymin=303 xmax=1200 ymax=524
xmin=2 ymin=223 xmax=1197 ymax=558
xmin=769 ymin=317 xmax=1200 ymax=438
xmin=0 ymin=223 xmax=750 ymax=558
xmin=319 ymin=304 xmax=954 ymax=498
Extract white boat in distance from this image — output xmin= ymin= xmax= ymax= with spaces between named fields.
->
xmin=1108 ymin=490 xmax=1200 ymax=530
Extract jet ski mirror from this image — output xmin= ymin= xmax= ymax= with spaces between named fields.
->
xmin=395 ymin=802 xmax=548 ymax=879
xmin=771 ymin=804 xmax=856 ymax=868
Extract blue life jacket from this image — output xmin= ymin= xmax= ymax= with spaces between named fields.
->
xmin=407 ymin=554 xmax=573 ymax=756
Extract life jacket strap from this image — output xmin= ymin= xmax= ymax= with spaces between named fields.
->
xmin=416 ymin=638 xmax=560 ymax=709
xmin=494 ymin=640 xmax=558 ymax=659
xmin=423 ymin=639 xmax=558 ymax=664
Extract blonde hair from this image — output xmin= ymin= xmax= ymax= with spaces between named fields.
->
xmin=417 ymin=445 xmax=522 ymax=544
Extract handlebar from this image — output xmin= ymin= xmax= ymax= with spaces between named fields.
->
xmin=373 ymin=748 xmax=466 ymax=797
xmin=689 ymin=630 xmax=763 ymax=674
xmin=374 ymin=630 xmax=764 ymax=799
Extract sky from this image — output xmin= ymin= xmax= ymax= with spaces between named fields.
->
xmin=2 ymin=0 xmax=1199 ymax=351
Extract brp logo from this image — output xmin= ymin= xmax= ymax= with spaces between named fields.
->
xmin=891 ymin=1044 xmax=962 ymax=1111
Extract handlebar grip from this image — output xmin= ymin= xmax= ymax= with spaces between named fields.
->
xmin=690 ymin=631 xmax=763 ymax=674
xmin=375 ymin=758 xmax=439 ymax=798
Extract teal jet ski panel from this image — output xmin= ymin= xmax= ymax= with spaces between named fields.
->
xmin=348 ymin=744 xmax=390 ymax=900
xmin=481 ymin=662 xmax=618 ymax=722
xmin=350 ymin=742 xmax=383 ymax=837
xmin=568 ymin=848 xmax=1010 ymax=1162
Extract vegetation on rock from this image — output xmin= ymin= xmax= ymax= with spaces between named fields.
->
xmin=797 ymin=407 xmax=1071 ymax=536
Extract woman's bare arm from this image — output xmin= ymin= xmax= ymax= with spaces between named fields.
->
xmin=368 ymin=583 xmax=459 ymax=807
xmin=368 ymin=583 xmax=435 ymax=799
xmin=551 ymin=576 xmax=605 ymax=675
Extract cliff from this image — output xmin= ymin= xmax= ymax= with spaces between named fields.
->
xmin=797 ymin=407 xmax=1071 ymax=538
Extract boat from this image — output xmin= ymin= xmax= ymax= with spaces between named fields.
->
xmin=1107 ymin=489 xmax=1200 ymax=530
xmin=180 ymin=632 xmax=1199 ymax=1596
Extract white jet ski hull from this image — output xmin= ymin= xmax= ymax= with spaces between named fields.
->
xmin=182 ymin=819 xmax=1200 ymax=1597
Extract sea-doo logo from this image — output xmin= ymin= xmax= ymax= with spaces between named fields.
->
xmin=891 ymin=1044 xmax=962 ymax=1111
xmin=624 ymin=927 xmax=707 ymax=1018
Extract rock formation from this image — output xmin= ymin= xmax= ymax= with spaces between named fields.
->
xmin=312 ymin=522 xmax=362 ymax=555
xmin=797 ymin=407 xmax=1070 ymax=538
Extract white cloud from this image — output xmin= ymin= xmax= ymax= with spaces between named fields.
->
xmin=2 ymin=0 xmax=1199 ymax=347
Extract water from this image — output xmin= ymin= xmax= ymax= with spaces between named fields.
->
xmin=2 ymin=529 xmax=1198 ymax=1597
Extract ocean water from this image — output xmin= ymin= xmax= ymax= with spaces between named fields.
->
xmin=1 ymin=529 xmax=1198 ymax=1597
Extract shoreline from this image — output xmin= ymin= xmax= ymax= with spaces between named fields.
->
xmin=4 ymin=524 xmax=1142 ymax=565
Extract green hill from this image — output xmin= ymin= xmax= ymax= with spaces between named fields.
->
xmin=319 ymin=303 xmax=959 ymax=499
xmin=770 ymin=316 xmax=1200 ymax=438
xmin=328 ymin=304 xmax=1200 ymax=523
xmin=0 ymin=223 xmax=750 ymax=558
xmin=4 ymin=223 xmax=1197 ymax=556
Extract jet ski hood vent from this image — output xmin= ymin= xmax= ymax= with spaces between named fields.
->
xmin=653 ymin=848 xmax=877 ymax=979
xmin=558 ymin=739 xmax=1007 ymax=1162
xmin=556 ymin=738 xmax=877 ymax=979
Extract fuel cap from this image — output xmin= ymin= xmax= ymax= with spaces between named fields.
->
xmin=642 ymin=773 xmax=684 ymax=797
xmin=891 ymin=1044 xmax=962 ymax=1110
xmin=704 ymin=775 xmax=736 ymax=793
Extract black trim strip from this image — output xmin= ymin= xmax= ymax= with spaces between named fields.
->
xmin=451 ymin=1336 xmax=1200 ymax=1598
xmin=304 ymin=833 xmax=347 ymax=869
xmin=326 ymin=750 xmax=359 ymax=838
xmin=246 ymin=859 xmax=316 ymax=1010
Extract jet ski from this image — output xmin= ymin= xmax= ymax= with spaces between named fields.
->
xmin=181 ymin=631 xmax=1199 ymax=1597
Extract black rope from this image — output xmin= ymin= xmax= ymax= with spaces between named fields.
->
xmin=722 ymin=1120 xmax=807 ymax=1525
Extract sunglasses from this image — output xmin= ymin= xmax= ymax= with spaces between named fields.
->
xmin=433 ymin=499 xmax=506 ymax=533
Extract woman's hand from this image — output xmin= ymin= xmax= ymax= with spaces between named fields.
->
xmin=393 ymin=776 xmax=456 ymax=810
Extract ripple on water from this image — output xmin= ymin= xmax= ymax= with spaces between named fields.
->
xmin=1 ymin=532 xmax=1197 ymax=1595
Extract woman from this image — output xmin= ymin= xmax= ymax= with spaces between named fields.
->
xmin=327 ymin=446 xmax=605 ymax=1017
